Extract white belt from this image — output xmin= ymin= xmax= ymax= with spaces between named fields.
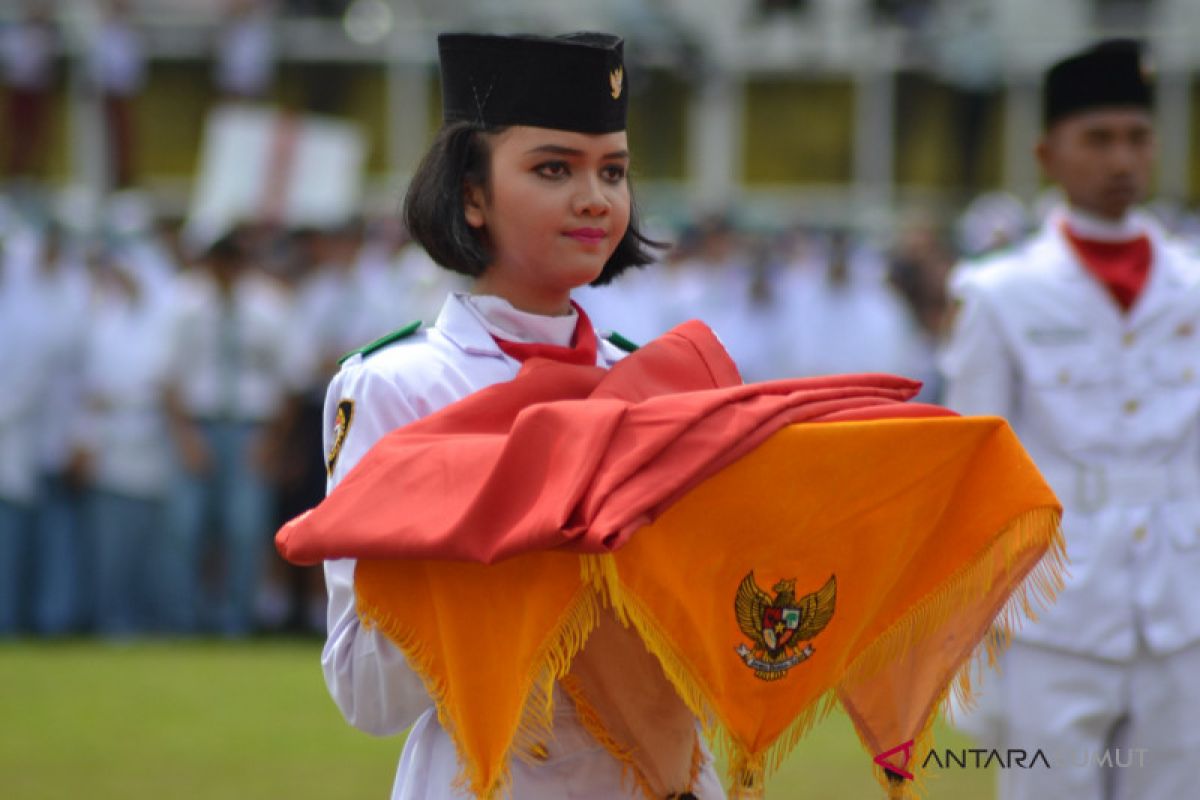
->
xmin=1038 ymin=460 xmax=1200 ymax=512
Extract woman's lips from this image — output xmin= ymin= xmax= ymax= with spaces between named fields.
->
xmin=565 ymin=228 xmax=607 ymax=244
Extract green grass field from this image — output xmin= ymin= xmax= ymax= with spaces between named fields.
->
xmin=1 ymin=639 xmax=994 ymax=799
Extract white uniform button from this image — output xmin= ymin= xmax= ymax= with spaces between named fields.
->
xmin=1122 ymin=331 xmax=1136 ymax=347
xmin=1123 ymin=398 xmax=1140 ymax=414
xmin=1184 ymin=367 xmax=1196 ymax=383
xmin=1057 ymin=369 xmax=1071 ymax=386
xmin=1133 ymin=525 xmax=1147 ymax=542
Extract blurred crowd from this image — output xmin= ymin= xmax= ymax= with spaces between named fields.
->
xmin=5 ymin=0 xmax=1200 ymax=642
xmin=4 ymin=191 xmax=1200 ymax=640
xmin=0 ymin=202 xmax=464 ymax=639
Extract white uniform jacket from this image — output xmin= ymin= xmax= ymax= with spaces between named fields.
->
xmin=941 ymin=210 xmax=1200 ymax=660
xmin=321 ymin=292 xmax=725 ymax=800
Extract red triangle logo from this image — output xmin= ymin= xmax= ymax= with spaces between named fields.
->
xmin=873 ymin=739 xmax=915 ymax=780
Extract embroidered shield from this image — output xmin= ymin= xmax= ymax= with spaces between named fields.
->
xmin=326 ymin=399 xmax=355 ymax=477
xmin=735 ymin=572 xmax=836 ymax=681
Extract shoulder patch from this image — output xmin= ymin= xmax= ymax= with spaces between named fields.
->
xmin=338 ymin=320 xmax=422 ymax=365
xmin=603 ymin=330 xmax=639 ymax=353
xmin=326 ymin=399 xmax=355 ymax=477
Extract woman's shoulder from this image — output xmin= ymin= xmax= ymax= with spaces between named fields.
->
xmin=330 ymin=319 xmax=494 ymax=408
xmin=334 ymin=322 xmax=446 ymax=390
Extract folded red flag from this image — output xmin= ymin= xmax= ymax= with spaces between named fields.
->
xmin=276 ymin=320 xmax=953 ymax=566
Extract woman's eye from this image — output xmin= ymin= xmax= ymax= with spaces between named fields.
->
xmin=602 ymin=164 xmax=627 ymax=183
xmin=535 ymin=161 xmax=568 ymax=178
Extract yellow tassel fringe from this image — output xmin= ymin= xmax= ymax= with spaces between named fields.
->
xmin=358 ymin=504 xmax=1064 ymax=799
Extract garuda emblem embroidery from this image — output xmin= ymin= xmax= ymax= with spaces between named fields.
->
xmin=326 ymin=399 xmax=355 ymax=477
xmin=609 ymin=66 xmax=624 ymax=100
xmin=735 ymin=572 xmax=836 ymax=681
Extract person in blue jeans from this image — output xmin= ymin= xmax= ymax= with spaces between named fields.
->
xmin=73 ymin=247 xmax=174 ymax=636
xmin=0 ymin=220 xmax=48 ymax=635
xmin=163 ymin=231 xmax=294 ymax=636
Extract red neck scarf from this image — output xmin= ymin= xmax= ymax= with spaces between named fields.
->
xmin=1062 ymin=224 xmax=1152 ymax=313
xmin=491 ymin=300 xmax=599 ymax=365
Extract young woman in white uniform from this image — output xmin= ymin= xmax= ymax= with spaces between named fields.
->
xmin=319 ymin=32 xmax=723 ymax=800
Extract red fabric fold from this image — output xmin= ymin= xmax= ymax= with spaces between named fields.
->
xmin=276 ymin=320 xmax=953 ymax=566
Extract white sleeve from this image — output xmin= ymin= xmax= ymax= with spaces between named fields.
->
xmin=939 ymin=273 xmax=1018 ymax=419
xmin=319 ymin=361 xmax=433 ymax=736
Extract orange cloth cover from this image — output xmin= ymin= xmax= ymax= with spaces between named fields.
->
xmin=278 ymin=322 xmax=1064 ymax=799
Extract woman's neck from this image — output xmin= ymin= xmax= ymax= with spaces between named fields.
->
xmin=469 ymin=274 xmax=573 ymax=317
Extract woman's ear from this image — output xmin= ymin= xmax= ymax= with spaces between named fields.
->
xmin=463 ymin=180 xmax=486 ymax=229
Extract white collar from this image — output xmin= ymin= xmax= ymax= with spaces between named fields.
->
xmin=458 ymin=292 xmax=577 ymax=346
xmin=1061 ymin=205 xmax=1149 ymax=242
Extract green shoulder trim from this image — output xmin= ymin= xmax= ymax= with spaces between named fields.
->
xmin=603 ymin=330 xmax=640 ymax=353
xmin=338 ymin=320 xmax=422 ymax=365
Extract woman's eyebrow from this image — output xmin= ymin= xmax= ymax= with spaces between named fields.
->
xmin=524 ymin=145 xmax=630 ymax=160
xmin=525 ymin=144 xmax=583 ymax=157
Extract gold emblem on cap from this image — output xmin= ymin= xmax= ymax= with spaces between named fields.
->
xmin=1140 ymin=52 xmax=1156 ymax=82
xmin=610 ymin=66 xmax=623 ymax=100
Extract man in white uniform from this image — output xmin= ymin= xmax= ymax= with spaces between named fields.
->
xmin=942 ymin=40 xmax=1200 ymax=799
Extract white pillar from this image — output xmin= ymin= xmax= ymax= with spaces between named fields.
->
xmin=385 ymin=61 xmax=431 ymax=183
xmin=65 ymin=0 xmax=106 ymax=230
xmin=852 ymin=61 xmax=895 ymax=235
xmin=1003 ymin=75 xmax=1041 ymax=201
xmin=686 ymin=70 xmax=743 ymax=212
xmin=1154 ymin=70 xmax=1192 ymax=202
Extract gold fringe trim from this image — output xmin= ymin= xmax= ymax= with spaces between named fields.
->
xmin=356 ymin=576 xmax=603 ymax=799
xmin=560 ymin=672 xmax=707 ymax=800
xmin=358 ymin=504 xmax=1064 ymax=799
xmin=600 ymin=505 xmax=1064 ymax=799
xmin=593 ymin=574 xmax=841 ymax=799
xmin=840 ymin=505 xmax=1066 ymax=798
xmin=559 ymin=673 xmax=648 ymax=797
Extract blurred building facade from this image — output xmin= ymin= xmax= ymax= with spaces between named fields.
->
xmin=2 ymin=0 xmax=1198 ymax=231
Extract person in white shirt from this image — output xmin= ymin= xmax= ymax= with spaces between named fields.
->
xmin=0 ymin=221 xmax=48 ymax=634
xmin=163 ymin=230 xmax=293 ymax=636
xmin=2 ymin=1 xmax=57 ymax=179
xmin=776 ymin=229 xmax=930 ymax=387
xmin=72 ymin=247 xmax=174 ymax=636
xmin=318 ymin=32 xmax=723 ymax=800
xmin=213 ymin=0 xmax=275 ymax=101
xmin=88 ymin=0 xmax=145 ymax=188
xmin=942 ymin=40 xmax=1200 ymax=800
xmin=28 ymin=225 xmax=90 ymax=635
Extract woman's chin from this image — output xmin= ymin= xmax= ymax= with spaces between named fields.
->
xmin=558 ymin=260 xmax=608 ymax=289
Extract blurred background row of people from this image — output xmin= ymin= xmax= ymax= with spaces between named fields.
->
xmin=5 ymin=192 xmax=1200 ymax=639
xmin=5 ymin=0 xmax=1200 ymax=639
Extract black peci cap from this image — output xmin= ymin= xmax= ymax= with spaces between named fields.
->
xmin=437 ymin=32 xmax=627 ymax=134
xmin=1043 ymin=39 xmax=1154 ymax=128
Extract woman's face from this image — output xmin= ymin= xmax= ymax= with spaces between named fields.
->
xmin=465 ymin=125 xmax=631 ymax=314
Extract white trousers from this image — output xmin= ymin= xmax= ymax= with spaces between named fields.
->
xmin=951 ymin=640 xmax=1200 ymax=800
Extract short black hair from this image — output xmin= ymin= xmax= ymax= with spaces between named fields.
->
xmin=403 ymin=120 xmax=662 ymax=286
